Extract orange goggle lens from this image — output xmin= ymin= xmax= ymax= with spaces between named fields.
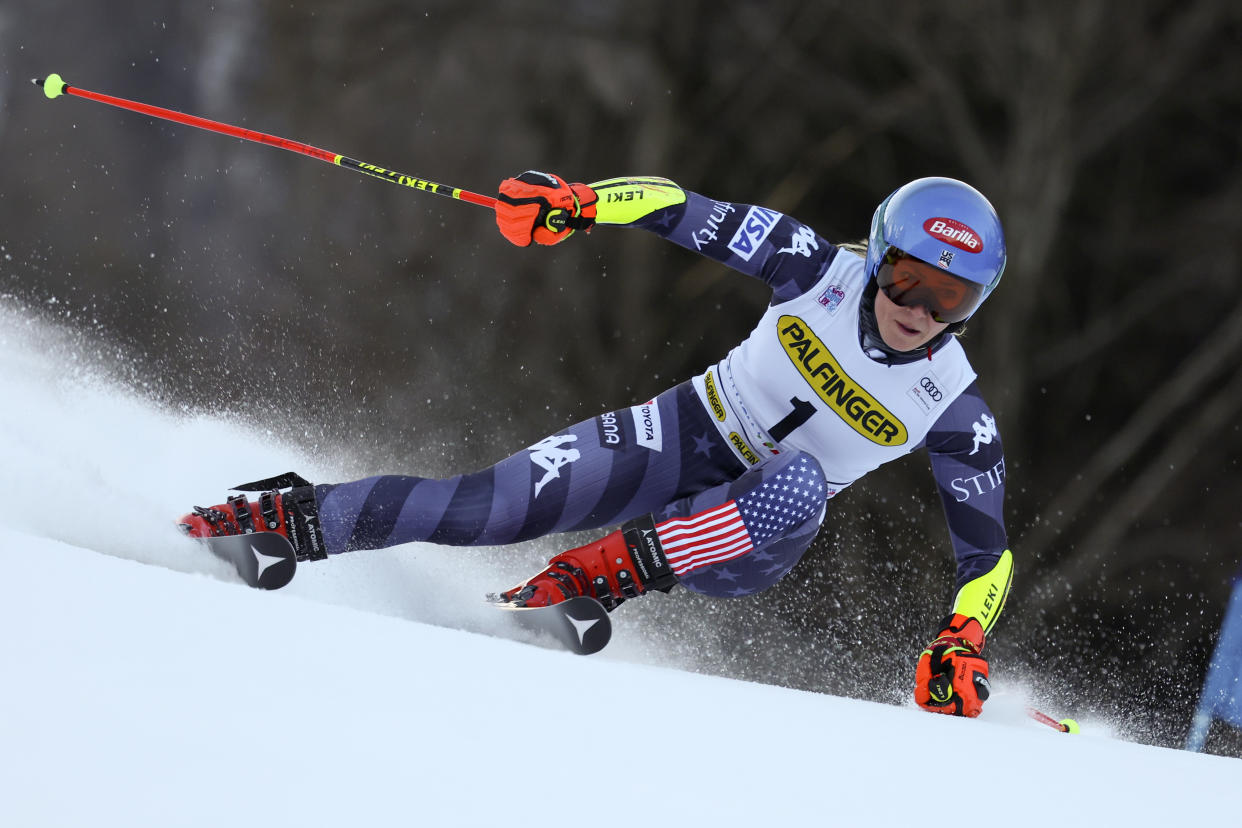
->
xmin=876 ymin=250 xmax=985 ymax=324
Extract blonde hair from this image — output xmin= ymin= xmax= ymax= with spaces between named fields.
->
xmin=838 ymin=240 xmax=868 ymax=258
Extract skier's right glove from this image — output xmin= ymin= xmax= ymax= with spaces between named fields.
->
xmin=496 ymin=171 xmax=597 ymax=247
xmin=914 ymin=613 xmax=991 ymax=718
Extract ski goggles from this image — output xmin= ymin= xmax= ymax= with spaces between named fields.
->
xmin=875 ymin=248 xmax=986 ymax=324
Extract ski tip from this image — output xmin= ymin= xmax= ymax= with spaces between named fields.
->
xmin=34 ymin=74 xmax=66 ymax=99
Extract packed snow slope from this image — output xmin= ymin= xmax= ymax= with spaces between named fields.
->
xmin=2 ymin=305 xmax=1240 ymax=826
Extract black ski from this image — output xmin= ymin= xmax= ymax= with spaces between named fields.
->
xmin=196 ymin=532 xmax=611 ymax=654
xmin=200 ymin=532 xmax=298 ymax=590
xmin=490 ymin=596 xmax=612 ymax=655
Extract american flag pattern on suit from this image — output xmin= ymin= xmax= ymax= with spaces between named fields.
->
xmin=657 ymin=456 xmax=826 ymax=577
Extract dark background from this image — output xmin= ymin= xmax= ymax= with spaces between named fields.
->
xmin=4 ymin=1 xmax=1242 ymax=753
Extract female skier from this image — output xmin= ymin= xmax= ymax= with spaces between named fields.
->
xmin=180 ymin=172 xmax=1013 ymax=718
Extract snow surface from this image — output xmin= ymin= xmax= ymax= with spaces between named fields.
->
xmin=2 ymin=305 xmax=1241 ymax=827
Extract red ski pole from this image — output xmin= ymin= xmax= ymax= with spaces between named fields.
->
xmin=32 ymin=73 xmax=496 ymax=210
xmin=1026 ymin=706 xmax=1080 ymax=734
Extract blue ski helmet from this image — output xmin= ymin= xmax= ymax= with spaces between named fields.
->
xmin=863 ymin=177 xmax=1006 ymax=322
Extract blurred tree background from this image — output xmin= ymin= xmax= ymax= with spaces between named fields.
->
xmin=4 ymin=0 xmax=1242 ymax=752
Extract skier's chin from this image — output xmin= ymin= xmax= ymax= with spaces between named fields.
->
xmin=879 ymin=322 xmax=929 ymax=351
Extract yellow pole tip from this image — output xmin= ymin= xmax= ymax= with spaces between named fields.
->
xmin=1059 ymin=718 xmax=1081 ymax=734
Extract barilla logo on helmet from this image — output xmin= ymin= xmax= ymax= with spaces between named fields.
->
xmin=924 ymin=217 xmax=983 ymax=252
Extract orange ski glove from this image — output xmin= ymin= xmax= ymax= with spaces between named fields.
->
xmin=914 ymin=613 xmax=991 ymax=718
xmin=495 ymin=171 xmax=598 ymax=247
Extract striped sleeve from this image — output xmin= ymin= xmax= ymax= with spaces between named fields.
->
xmin=590 ymin=177 xmax=839 ymax=303
xmin=922 ymin=381 xmax=1009 ymax=590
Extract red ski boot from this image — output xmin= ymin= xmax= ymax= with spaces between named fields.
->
xmin=177 ymin=472 xmax=327 ymax=562
xmin=495 ymin=516 xmax=678 ymax=610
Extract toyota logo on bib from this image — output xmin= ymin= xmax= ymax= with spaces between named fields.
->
xmin=924 ymin=217 xmax=982 ymax=252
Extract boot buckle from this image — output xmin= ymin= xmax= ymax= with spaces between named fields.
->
xmin=258 ymin=491 xmax=281 ymax=531
xmin=227 ymin=494 xmax=256 ymax=534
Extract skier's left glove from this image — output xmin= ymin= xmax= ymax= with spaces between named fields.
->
xmin=496 ymin=171 xmax=597 ymax=247
xmin=914 ymin=613 xmax=991 ymax=718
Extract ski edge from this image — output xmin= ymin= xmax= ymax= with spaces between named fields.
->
xmin=198 ymin=532 xmax=298 ymax=590
xmin=489 ymin=596 xmax=612 ymax=655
